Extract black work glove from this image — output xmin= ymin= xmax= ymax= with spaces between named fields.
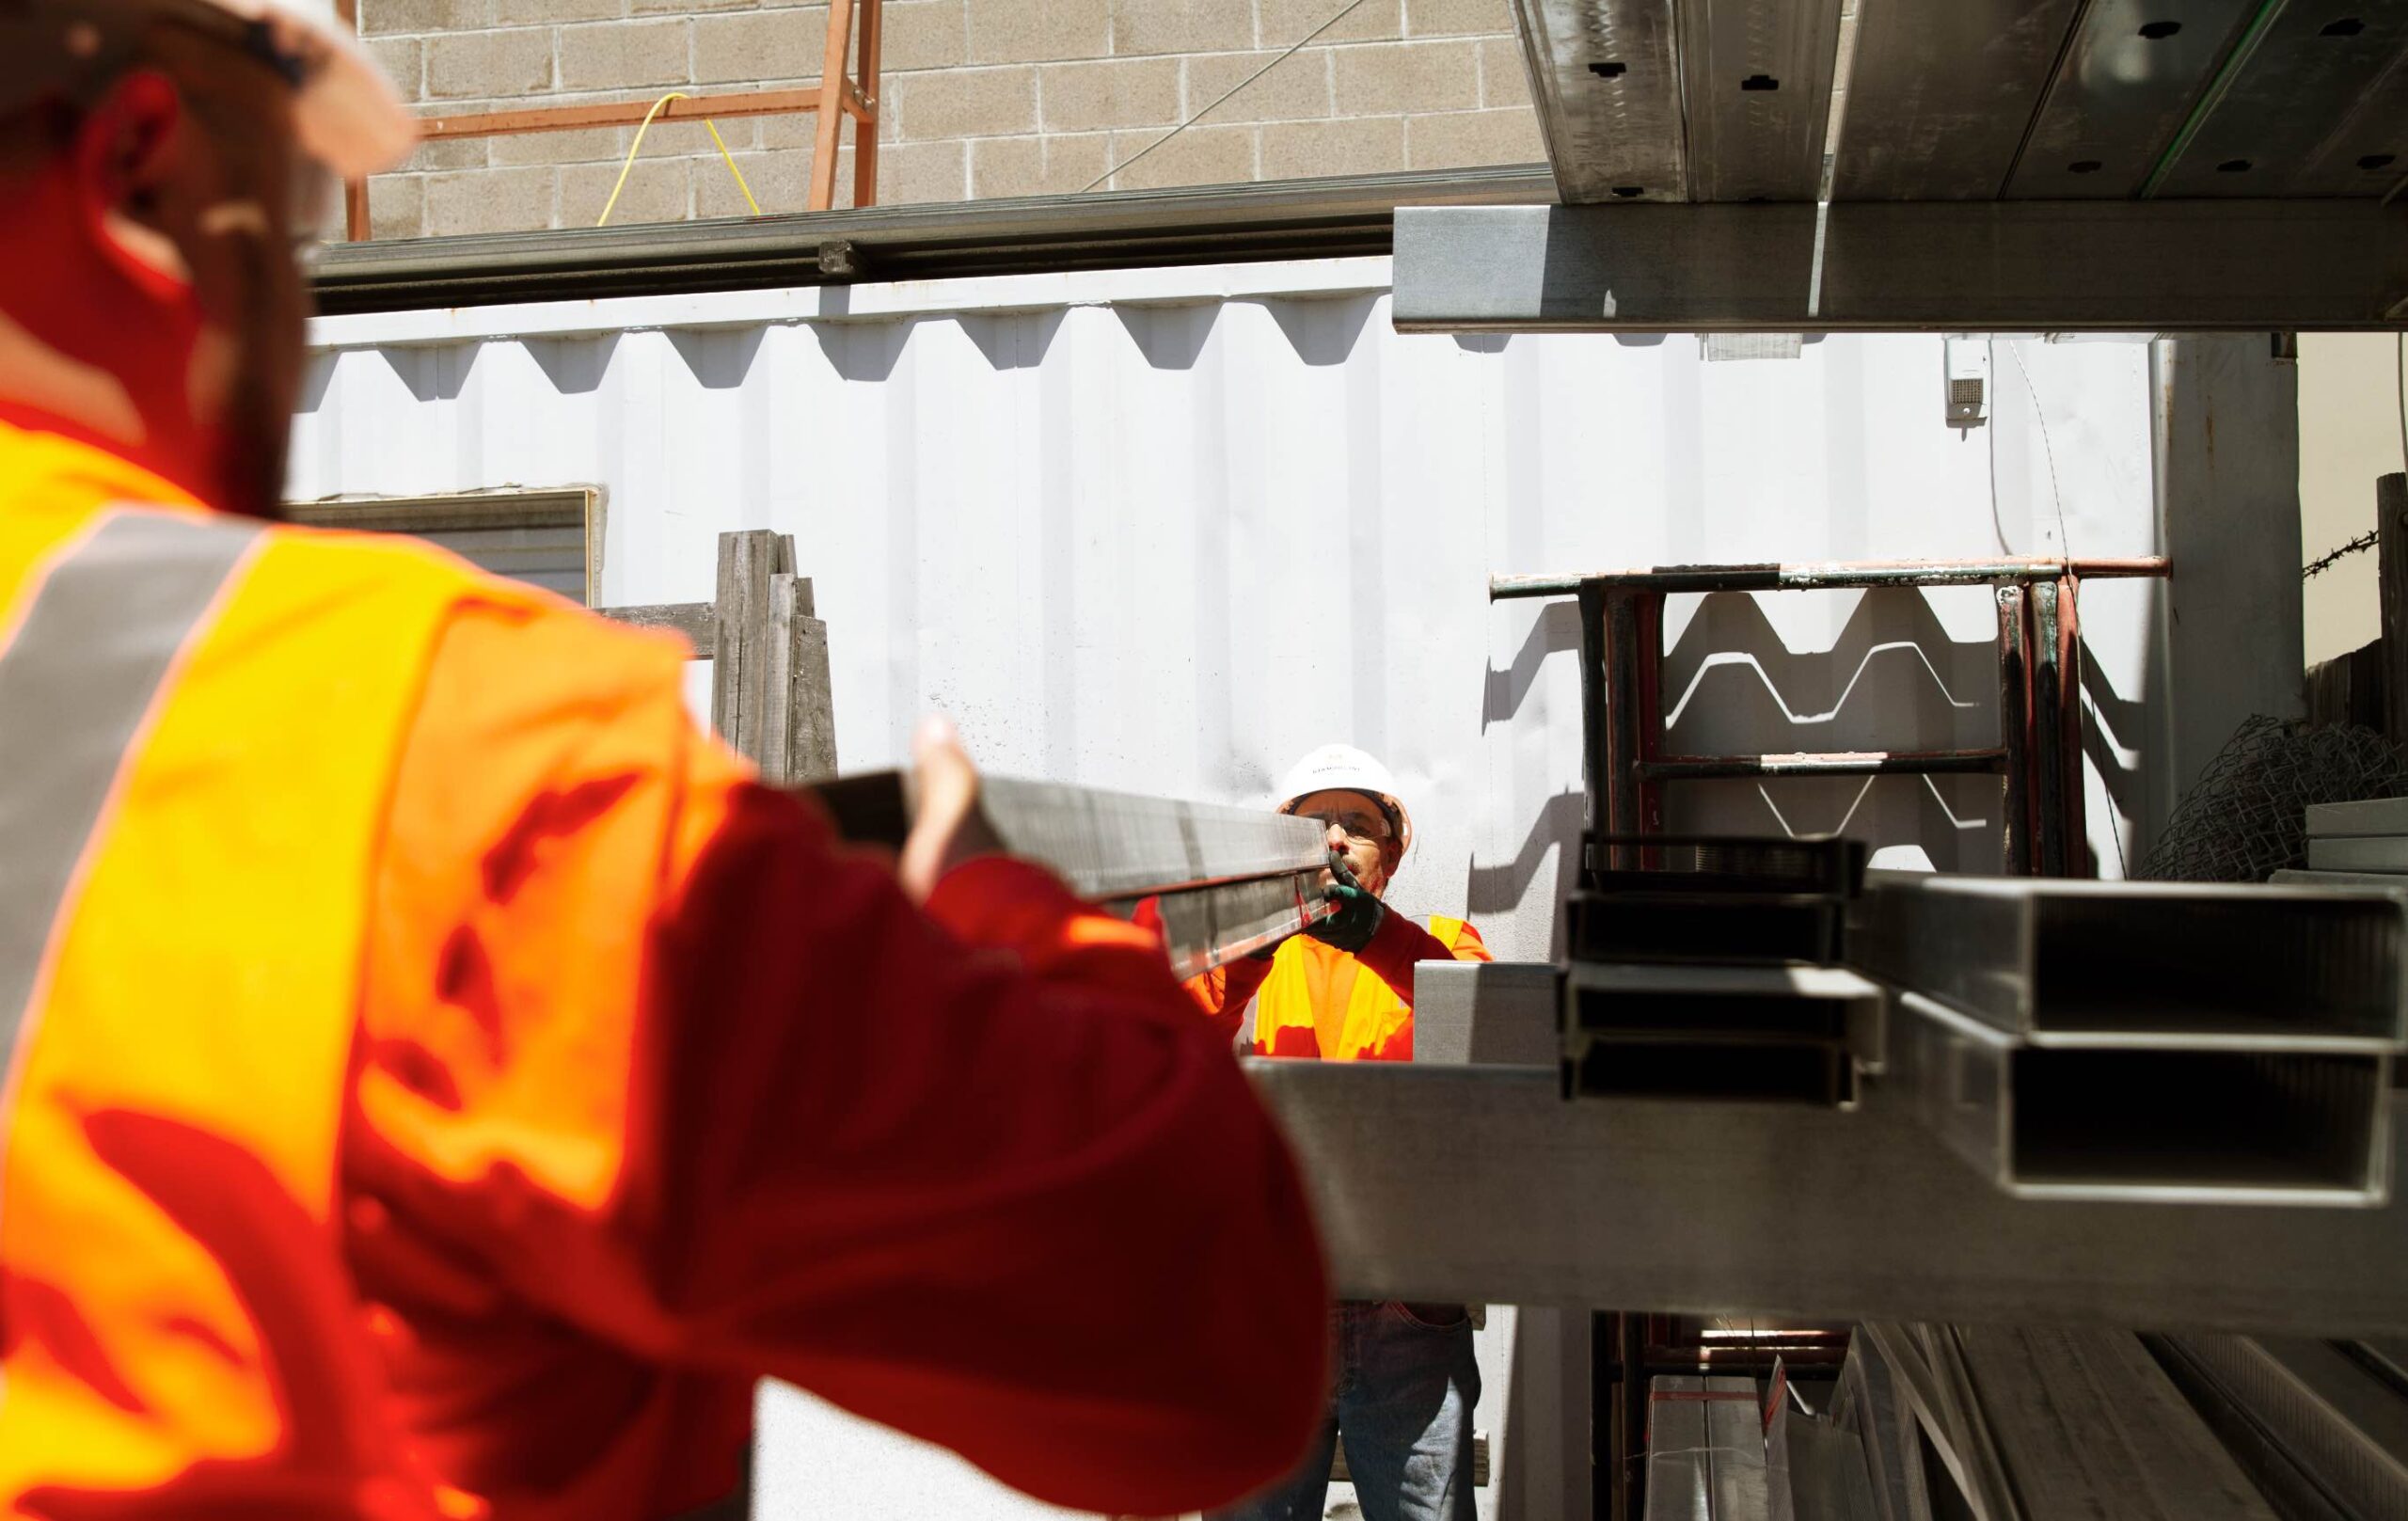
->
xmin=1307 ymin=848 xmax=1386 ymax=953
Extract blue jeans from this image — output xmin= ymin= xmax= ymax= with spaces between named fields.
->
xmin=1211 ymin=1301 xmax=1481 ymax=1521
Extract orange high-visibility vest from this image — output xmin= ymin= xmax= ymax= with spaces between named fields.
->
xmin=0 ymin=421 xmax=1336 ymax=1521
xmin=1248 ymin=916 xmax=1489 ymax=1062
xmin=0 ymin=428 xmax=589 ymax=1513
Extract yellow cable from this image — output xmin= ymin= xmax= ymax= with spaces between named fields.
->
xmin=595 ymin=91 xmax=763 ymax=228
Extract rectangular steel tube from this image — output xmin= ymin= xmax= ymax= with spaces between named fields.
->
xmin=802 ymin=771 xmax=1332 ymax=975
xmin=1245 ymin=1060 xmax=2408 ymax=1326
xmin=1585 ymin=833 xmax=1867 ymax=896
xmin=1847 ymin=872 xmax=2408 ymax=1047
xmin=1572 ymin=892 xmax=1845 ymax=966
xmin=1893 ymin=992 xmax=2391 ymax=1203
xmin=1490 ymin=559 xmax=2170 ymax=600
xmin=1638 ymin=750 xmax=2006 ymax=781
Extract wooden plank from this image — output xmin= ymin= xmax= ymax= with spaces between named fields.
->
xmin=419 ymin=88 xmax=827 ymax=140
xmin=711 ymin=531 xmax=792 ymax=759
xmin=596 ymin=601 xmax=715 ymax=656
xmin=2383 ymin=473 xmax=2408 ymax=748
xmin=760 ymin=572 xmax=837 ymax=784
xmin=2307 ymin=639 xmax=2384 ymax=733
xmin=775 ymin=574 xmax=839 ymax=784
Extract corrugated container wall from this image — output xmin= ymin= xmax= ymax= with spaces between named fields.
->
xmin=297 ymin=258 xmax=2161 ymax=968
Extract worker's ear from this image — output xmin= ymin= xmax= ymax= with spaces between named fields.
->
xmin=1379 ymin=838 xmax=1404 ymax=879
xmin=72 ymin=70 xmax=196 ymax=306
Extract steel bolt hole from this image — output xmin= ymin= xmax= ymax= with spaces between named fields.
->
xmin=2361 ymin=153 xmax=2398 ymax=170
xmin=1610 ymin=185 xmax=1645 ymax=198
xmin=2067 ymin=160 xmax=2103 ymax=174
xmin=2138 ymin=20 xmax=2181 ymax=38
xmin=2217 ymin=158 xmax=2252 ymax=172
xmin=1589 ymin=60 xmax=1626 ymax=77
xmin=1739 ymin=73 xmax=1779 ymax=90
xmin=2323 ymin=17 xmax=2366 ymax=36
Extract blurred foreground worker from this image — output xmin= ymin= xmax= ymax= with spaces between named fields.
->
xmin=1185 ymin=747 xmax=1489 ymax=1521
xmin=0 ymin=3 xmax=1327 ymax=1517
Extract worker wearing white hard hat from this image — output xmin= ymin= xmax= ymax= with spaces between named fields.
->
xmin=1186 ymin=745 xmax=1491 ymax=1521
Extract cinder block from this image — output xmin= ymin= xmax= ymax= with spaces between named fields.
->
xmin=496 ymin=0 xmax=618 ymax=22
xmin=366 ymin=173 xmax=425 ymax=241
xmin=1405 ymin=0 xmax=1511 ymax=38
xmin=1404 ymin=104 xmax=1544 ymax=169
xmin=893 ymin=65 xmax=1038 ymax=140
xmin=694 ymin=8 xmax=829 ymax=85
xmin=1183 ymin=47 xmax=1331 ymax=121
xmin=425 ymin=27 xmax=553 ymax=101
xmin=695 ymin=151 xmax=811 ymax=217
xmin=1259 ymin=114 xmax=1406 ymax=179
xmin=646 ymin=119 xmax=765 ymax=156
xmin=970 ymin=0 xmax=1112 ymax=65
xmin=1262 ymin=0 xmax=1402 ymax=45
xmin=1039 ymin=56 xmax=1179 ymax=133
xmin=486 ymin=126 xmax=631 ymax=167
xmin=1334 ymin=38 xmax=1480 ymax=115
xmin=558 ymin=17 xmax=689 ymax=92
xmin=1042 ymin=131 xmax=1115 ymax=194
xmin=872 ymin=138 xmax=970 ymax=203
xmin=971 ymin=131 xmax=1114 ymax=198
xmin=1479 ymin=36 xmax=1532 ymax=108
xmin=560 ymin=157 xmax=691 ymax=226
xmin=400 ymin=135 xmax=486 ymax=173
xmin=1106 ymin=121 xmax=1253 ymax=189
xmin=1110 ymin=0 xmax=1255 ymax=58
xmin=364 ymin=36 xmax=421 ymax=100
xmin=880 ymin=0 xmax=969 ymax=71
xmin=359 ymin=0 xmax=485 ymax=38
xmin=425 ymin=165 xmax=556 ymax=236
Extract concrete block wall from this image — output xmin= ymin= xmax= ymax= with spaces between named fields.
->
xmin=356 ymin=0 xmax=1545 ymax=238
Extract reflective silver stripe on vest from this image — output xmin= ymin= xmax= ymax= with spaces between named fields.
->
xmin=0 ymin=510 xmax=261 ymax=1064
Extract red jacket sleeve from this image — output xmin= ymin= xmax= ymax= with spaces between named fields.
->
xmin=348 ymin=602 xmax=1330 ymax=1518
xmin=1354 ymin=911 xmax=1491 ymax=1006
xmin=1180 ymin=954 xmax=1275 ymax=1043
xmin=642 ymin=789 xmax=1331 ymax=1513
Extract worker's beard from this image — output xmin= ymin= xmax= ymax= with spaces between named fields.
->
xmin=210 ymin=349 xmax=292 ymax=520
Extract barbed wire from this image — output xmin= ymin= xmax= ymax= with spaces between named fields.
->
xmin=2305 ymin=531 xmax=2379 ymax=580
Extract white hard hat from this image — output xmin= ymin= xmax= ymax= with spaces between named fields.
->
xmin=224 ymin=0 xmax=418 ymax=177
xmin=0 ymin=0 xmax=417 ymax=179
xmin=1275 ymin=744 xmax=1413 ymax=856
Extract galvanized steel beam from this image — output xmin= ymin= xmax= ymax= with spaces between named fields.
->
xmin=1846 ymin=872 xmax=2408 ymax=1049
xmin=313 ymin=166 xmax=1556 ymax=316
xmin=1245 ymin=1060 xmax=2408 ymax=1329
xmin=1391 ymin=201 xmax=2408 ymax=332
xmin=802 ymin=771 xmax=1333 ymax=977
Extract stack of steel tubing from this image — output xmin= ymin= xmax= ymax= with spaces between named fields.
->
xmin=1847 ymin=872 xmax=2408 ymax=1203
xmin=1561 ymin=834 xmax=1882 ymax=1106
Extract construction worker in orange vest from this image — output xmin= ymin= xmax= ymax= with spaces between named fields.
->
xmin=1185 ymin=745 xmax=1490 ymax=1521
xmin=0 ymin=3 xmax=1329 ymax=1517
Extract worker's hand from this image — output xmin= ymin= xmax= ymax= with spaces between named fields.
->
xmin=1306 ymin=827 xmax=1386 ymax=953
xmin=899 ymin=714 xmax=1006 ymax=902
